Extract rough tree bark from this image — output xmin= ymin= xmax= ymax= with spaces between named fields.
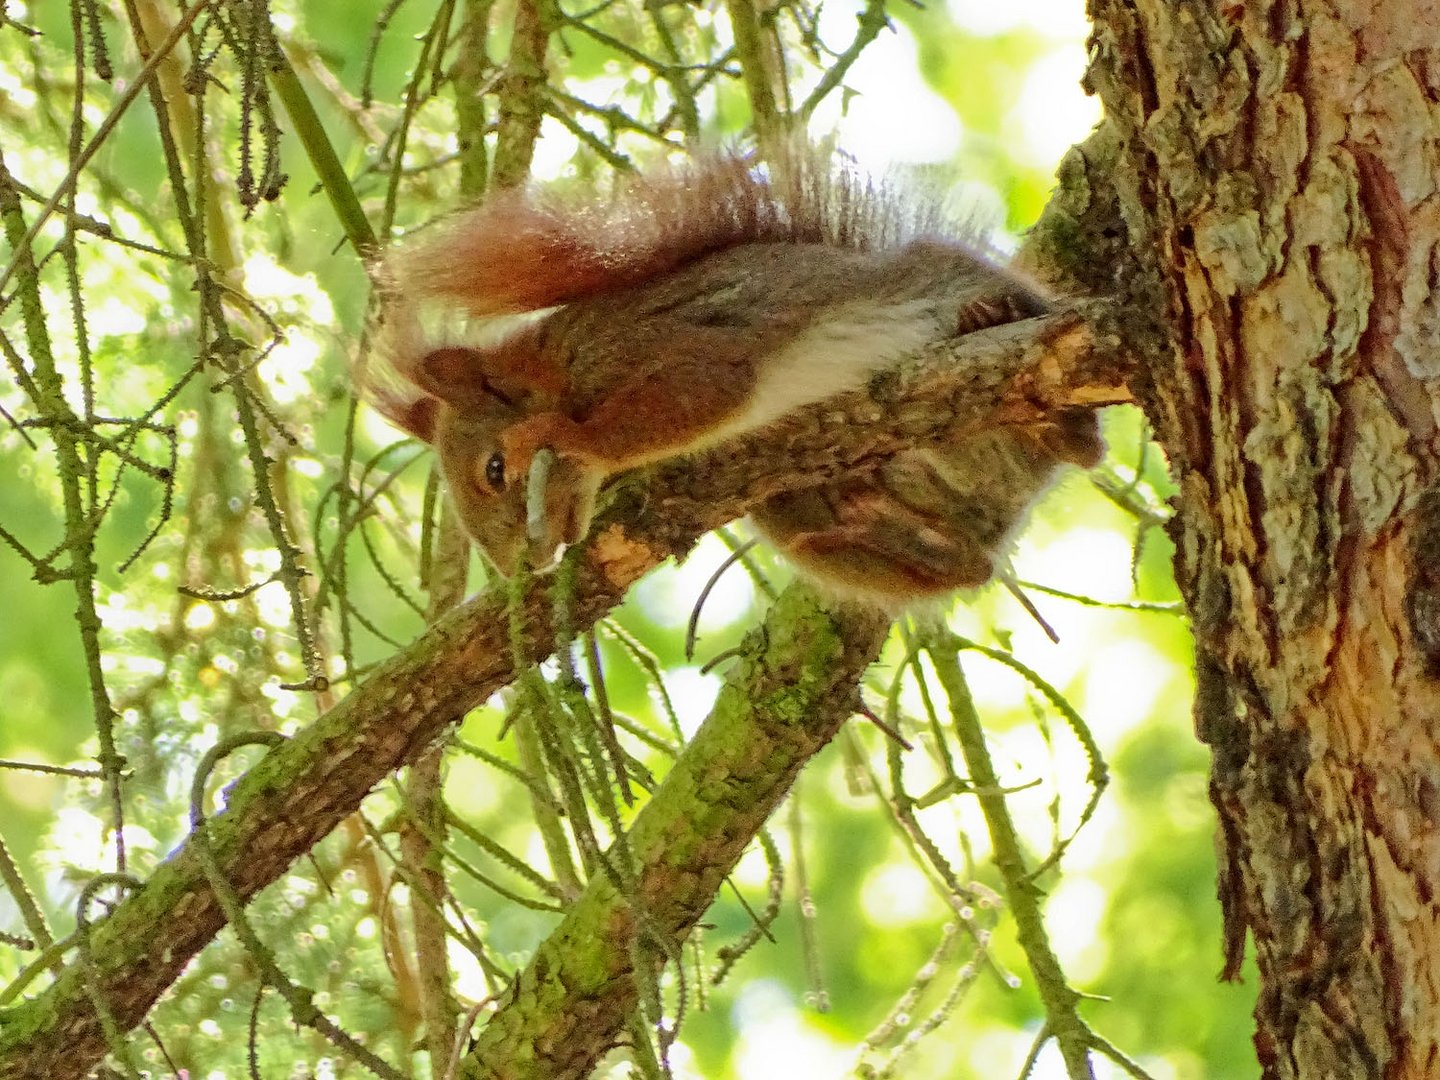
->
xmin=23 ymin=1 xmax=1431 ymax=1073
xmin=1086 ymin=0 xmax=1440 ymax=1074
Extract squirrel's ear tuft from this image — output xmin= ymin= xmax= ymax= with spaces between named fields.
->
xmin=370 ymin=388 xmax=440 ymax=443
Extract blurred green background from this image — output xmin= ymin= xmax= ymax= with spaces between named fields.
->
xmin=0 ymin=0 xmax=1259 ymax=1076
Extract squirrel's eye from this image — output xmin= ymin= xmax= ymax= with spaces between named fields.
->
xmin=484 ymin=451 xmax=506 ymax=491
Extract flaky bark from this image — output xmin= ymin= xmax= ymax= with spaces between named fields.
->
xmin=0 ymin=310 xmax=1119 ymax=1080
xmin=1087 ymin=0 xmax=1440 ymax=1074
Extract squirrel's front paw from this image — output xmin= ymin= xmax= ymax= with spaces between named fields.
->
xmin=499 ymin=412 xmax=590 ymax=480
xmin=540 ymin=455 xmax=604 ymax=549
xmin=499 ymin=413 xmax=605 ymax=562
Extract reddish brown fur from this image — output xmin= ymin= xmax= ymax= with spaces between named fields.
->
xmin=379 ymin=149 xmax=910 ymax=319
xmin=385 ymin=193 xmax=625 ymax=316
xmin=367 ymin=383 xmax=438 ymax=443
xmin=365 ymin=146 xmax=1096 ymax=587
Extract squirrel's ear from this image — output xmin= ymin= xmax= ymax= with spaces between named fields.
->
xmin=414 ymin=346 xmax=488 ymax=407
xmin=415 ymin=347 xmax=484 ymax=398
xmin=373 ymin=389 xmax=440 ymax=443
xmin=412 ymin=346 xmax=525 ymax=411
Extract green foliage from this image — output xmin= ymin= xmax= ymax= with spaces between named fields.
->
xmin=0 ymin=1 xmax=1257 ymax=1078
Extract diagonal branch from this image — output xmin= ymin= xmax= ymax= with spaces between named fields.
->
xmin=464 ymin=586 xmax=890 ymax=1079
xmin=0 ymin=305 xmax=1130 ymax=1080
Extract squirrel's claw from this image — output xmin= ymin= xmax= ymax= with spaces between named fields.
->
xmin=501 ymin=416 xmax=606 ymax=569
xmin=500 ymin=411 xmax=593 ymax=480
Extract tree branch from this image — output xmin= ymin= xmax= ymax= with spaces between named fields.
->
xmin=463 ymin=586 xmax=889 ymax=1079
xmin=0 ymin=294 xmax=1131 ymax=1080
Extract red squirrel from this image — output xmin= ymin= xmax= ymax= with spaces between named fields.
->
xmin=371 ymin=148 xmax=1101 ymax=601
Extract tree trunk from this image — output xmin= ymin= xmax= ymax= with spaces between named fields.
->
xmin=1086 ymin=0 xmax=1440 ymax=1073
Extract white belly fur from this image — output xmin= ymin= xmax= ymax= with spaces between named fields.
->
xmin=721 ymin=297 xmax=942 ymax=437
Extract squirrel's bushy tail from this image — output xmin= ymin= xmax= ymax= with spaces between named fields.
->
xmin=378 ymin=146 xmax=920 ymax=318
